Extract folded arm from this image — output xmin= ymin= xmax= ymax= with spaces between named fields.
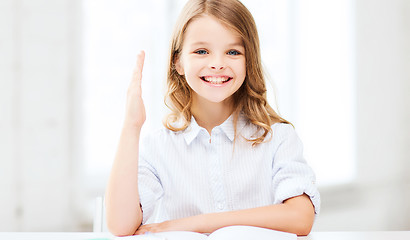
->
xmin=135 ymin=193 xmax=315 ymax=236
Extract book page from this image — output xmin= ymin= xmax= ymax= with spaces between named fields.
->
xmin=115 ymin=231 xmax=207 ymax=240
xmin=155 ymin=231 xmax=208 ymax=240
xmin=207 ymin=226 xmax=297 ymax=240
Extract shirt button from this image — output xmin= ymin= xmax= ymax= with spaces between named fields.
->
xmin=217 ymin=202 xmax=224 ymax=210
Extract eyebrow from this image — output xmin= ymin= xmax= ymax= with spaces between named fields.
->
xmin=190 ymin=41 xmax=244 ymax=48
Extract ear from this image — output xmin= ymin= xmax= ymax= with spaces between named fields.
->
xmin=174 ymin=55 xmax=184 ymax=75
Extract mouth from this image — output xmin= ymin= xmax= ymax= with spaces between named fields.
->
xmin=200 ymin=76 xmax=233 ymax=84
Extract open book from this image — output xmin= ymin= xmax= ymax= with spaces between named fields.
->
xmin=115 ymin=225 xmax=296 ymax=240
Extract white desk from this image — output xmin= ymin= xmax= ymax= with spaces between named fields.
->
xmin=0 ymin=231 xmax=409 ymax=240
xmin=300 ymin=231 xmax=410 ymax=240
xmin=0 ymin=232 xmax=113 ymax=240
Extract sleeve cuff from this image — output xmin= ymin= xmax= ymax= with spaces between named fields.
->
xmin=273 ymin=178 xmax=321 ymax=215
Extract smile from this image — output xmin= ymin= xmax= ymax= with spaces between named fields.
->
xmin=200 ymin=76 xmax=233 ymax=84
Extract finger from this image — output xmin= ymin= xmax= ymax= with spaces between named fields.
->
xmin=133 ymin=50 xmax=145 ymax=82
xmin=134 ymin=224 xmax=149 ymax=234
xmin=135 ymin=228 xmax=150 ymax=235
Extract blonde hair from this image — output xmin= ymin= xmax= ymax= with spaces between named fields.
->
xmin=164 ymin=0 xmax=290 ymax=146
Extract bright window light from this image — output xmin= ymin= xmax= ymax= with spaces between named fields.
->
xmin=82 ymin=0 xmax=356 ymax=188
xmin=293 ymin=0 xmax=356 ymax=186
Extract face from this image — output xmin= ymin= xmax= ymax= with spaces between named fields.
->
xmin=175 ymin=15 xmax=246 ymax=107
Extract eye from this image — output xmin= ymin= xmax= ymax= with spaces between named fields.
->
xmin=194 ymin=49 xmax=208 ymax=55
xmin=227 ymin=50 xmax=241 ymax=56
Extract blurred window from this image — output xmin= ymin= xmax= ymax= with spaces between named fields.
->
xmin=82 ymin=0 xmax=355 ymax=189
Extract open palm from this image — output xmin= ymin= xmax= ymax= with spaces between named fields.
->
xmin=125 ymin=51 xmax=146 ymax=129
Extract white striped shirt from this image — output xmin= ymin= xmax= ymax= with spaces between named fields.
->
xmin=138 ymin=114 xmax=320 ymax=224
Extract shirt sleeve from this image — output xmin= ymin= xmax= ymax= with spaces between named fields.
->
xmin=271 ymin=124 xmax=321 ymax=214
xmin=138 ymin=136 xmax=165 ymax=224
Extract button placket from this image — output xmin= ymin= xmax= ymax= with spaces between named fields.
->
xmin=208 ymin=131 xmax=226 ymax=211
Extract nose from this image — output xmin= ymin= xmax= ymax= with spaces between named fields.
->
xmin=209 ymin=54 xmax=225 ymax=70
xmin=211 ymin=65 xmax=224 ymax=70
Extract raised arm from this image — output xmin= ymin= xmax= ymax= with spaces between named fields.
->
xmin=105 ymin=51 xmax=146 ymax=236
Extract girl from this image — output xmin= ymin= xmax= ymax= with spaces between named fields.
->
xmin=105 ymin=0 xmax=320 ymax=237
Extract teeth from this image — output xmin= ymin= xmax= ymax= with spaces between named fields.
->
xmin=203 ymin=76 xmax=230 ymax=84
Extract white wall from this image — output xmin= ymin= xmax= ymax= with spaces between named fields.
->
xmin=0 ymin=0 xmax=409 ymax=232
xmin=0 ymin=0 xmax=84 ymax=231
xmin=0 ymin=0 xmax=19 ymax=230
xmin=314 ymin=0 xmax=410 ymax=231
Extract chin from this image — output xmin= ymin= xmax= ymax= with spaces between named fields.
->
xmin=202 ymin=95 xmax=233 ymax=104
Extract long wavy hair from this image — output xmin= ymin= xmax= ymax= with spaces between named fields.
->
xmin=164 ymin=0 xmax=290 ymax=146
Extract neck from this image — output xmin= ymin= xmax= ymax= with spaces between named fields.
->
xmin=191 ymin=96 xmax=234 ymax=134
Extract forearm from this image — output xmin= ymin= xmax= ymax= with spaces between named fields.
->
xmin=196 ymin=194 xmax=315 ymax=236
xmin=105 ymin=125 xmax=143 ymax=236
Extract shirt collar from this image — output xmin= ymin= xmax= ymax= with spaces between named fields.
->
xmin=183 ymin=117 xmax=202 ymax=145
xmin=183 ymin=113 xmax=248 ymax=145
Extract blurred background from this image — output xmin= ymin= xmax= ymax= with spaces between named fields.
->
xmin=1 ymin=0 xmax=409 ymax=232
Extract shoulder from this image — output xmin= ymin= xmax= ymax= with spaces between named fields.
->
xmin=269 ymin=122 xmax=303 ymax=152
xmin=246 ymin=122 xmax=300 ymax=148
xmin=139 ymin=126 xmax=176 ymax=162
xmin=141 ymin=125 xmax=181 ymax=144
xmin=235 ymin=118 xmax=293 ymax=147
xmin=139 ymin=124 xmax=191 ymax=165
xmin=140 ymin=124 xmax=190 ymax=151
xmin=242 ymin=121 xmax=296 ymax=139
xmin=271 ymin=122 xmax=296 ymax=137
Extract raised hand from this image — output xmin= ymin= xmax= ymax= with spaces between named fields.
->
xmin=105 ymin=51 xmax=147 ymax=236
xmin=124 ymin=50 xmax=146 ymax=129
